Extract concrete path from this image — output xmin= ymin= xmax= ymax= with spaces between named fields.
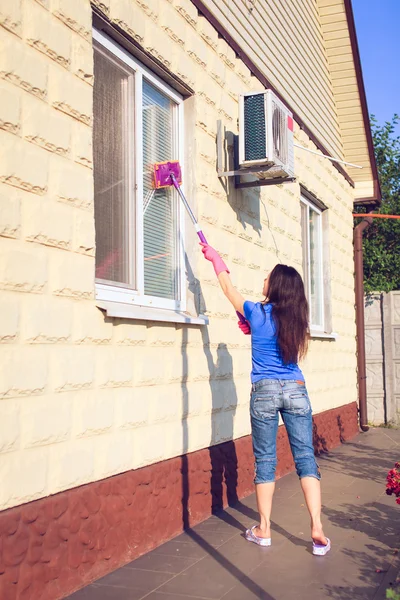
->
xmin=67 ymin=427 xmax=400 ymax=600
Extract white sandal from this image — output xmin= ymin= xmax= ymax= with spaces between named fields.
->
xmin=245 ymin=525 xmax=272 ymax=547
xmin=312 ymin=537 xmax=331 ymax=556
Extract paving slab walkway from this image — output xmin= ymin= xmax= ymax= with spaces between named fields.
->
xmin=67 ymin=427 xmax=400 ymax=600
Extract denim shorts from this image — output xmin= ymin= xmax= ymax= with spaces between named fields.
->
xmin=250 ymin=379 xmax=320 ymax=484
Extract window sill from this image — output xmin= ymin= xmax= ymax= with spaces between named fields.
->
xmin=310 ymin=330 xmax=338 ymax=340
xmin=97 ymin=300 xmax=209 ymax=326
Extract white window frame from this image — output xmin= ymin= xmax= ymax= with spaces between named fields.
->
xmin=301 ymin=196 xmax=325 ymax=333
xmin=93 ymin=28 xmax=186 ymax=313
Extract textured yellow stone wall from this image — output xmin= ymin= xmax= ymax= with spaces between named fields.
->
xmin=0 ymin=0 xmax=357 ymax=511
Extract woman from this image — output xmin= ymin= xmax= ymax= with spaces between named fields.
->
xmin=201 ymin=242 xmax=330 ymax=556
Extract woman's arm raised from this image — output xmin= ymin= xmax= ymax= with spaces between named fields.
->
xmin=200 ymin=243 xmax=245 ymax=316
xmin=217 ymin=271 xmax=245 ymax=316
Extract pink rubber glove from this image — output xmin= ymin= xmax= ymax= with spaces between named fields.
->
xmin=238 ymin=319 xmax=251 ymax=335
xmin=200 ymin=243 xmax=230 ymax=277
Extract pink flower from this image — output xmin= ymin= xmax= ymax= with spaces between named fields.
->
xmin=386 ymin=462 xmax=400 ymax=505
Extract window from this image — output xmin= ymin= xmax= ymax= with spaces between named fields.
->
xmin=301 ymin=196 xmax=325 ymax=331
xmin=93 ymin=29 xmax=185 ymax=312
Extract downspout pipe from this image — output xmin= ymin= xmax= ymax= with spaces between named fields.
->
xmin=354 ymin=217 xmax=373 ymax=432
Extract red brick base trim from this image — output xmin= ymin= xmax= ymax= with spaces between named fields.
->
xmin=0 ymin=402 xmax=359 ymax=600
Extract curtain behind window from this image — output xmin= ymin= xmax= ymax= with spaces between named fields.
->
xmin=93 ymin=47 xmax=134 ymax=286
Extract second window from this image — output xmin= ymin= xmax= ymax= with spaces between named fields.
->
xmin=301 ymin=197 xmax=325 ymax=331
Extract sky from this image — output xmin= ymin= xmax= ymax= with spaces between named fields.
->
xmin=352 ymin=0 xmax=400 ymax=130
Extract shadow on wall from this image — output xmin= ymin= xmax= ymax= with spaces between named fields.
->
xmin=313 ymin=419 xmax=329 ymax=455
xmin=205 ymin=337 xmax=239 ymax=513
xmin=218 ymin=129 xmax=262 ymax=237
xmin=183 ymin=256 xmax=240 ymax=516
xmin=312 ymin=414 xmax=349 ymax=457
xmin=217 ymin=129 xmax=283 ymax=264
xmin=180 ymin=256 xmax=276 ymax=599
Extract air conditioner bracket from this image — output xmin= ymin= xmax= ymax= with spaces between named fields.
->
xmin=216 ymin=120 xmax=296 ymax=189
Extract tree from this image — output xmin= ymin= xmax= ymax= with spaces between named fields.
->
xmin=358 ymin=115 xmax=400 ymax=293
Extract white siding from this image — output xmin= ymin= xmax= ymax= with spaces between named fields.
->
xmin=197 ymin=0 xmax=344 ymax=159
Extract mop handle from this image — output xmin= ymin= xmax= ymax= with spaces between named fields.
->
xmin=170 ymin=173 xmax=247 ymax=326
xmin=170 ymin=173 xmax=207 ymax=244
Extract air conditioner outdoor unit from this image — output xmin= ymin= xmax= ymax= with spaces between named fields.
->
xmin=238 ymin=90 xmax=295 ymax=179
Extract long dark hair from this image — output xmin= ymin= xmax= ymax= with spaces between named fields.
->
xmin=263 ymin=264 xmax=309 ymax=364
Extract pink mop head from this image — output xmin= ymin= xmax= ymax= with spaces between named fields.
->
xmin=153 ymin=161 xmax=182 ymax=189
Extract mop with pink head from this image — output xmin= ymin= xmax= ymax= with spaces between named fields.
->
xmin=153 ymin=160 xmax=247 ymax=325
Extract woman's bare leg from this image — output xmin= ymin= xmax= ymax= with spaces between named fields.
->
xmin=254 ymin=481 xmax=275 ymax=538
xmin=300 ymin=476 xmax=327 ymax=545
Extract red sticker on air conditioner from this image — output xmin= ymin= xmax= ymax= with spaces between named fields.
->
xmin=287 ymin=116 xmax=294 ymax=131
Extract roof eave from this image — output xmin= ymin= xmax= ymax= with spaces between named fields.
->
xmin=343 ymin=0 xmax=381 ymax=206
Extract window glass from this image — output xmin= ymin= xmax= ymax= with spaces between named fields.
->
xmin=142 ymin=81 xmax=179 ymax=300
xmin=93 ymin=34 xmax=183 ymax=309
xmin=309 ymin=207 xmax=323 ymax=327
xmin=301 ymin=199 xmax=324 ymax=330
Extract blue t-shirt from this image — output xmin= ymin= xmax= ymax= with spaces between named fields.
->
xmin=244 ymin=301 xmax=304 ymax=384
